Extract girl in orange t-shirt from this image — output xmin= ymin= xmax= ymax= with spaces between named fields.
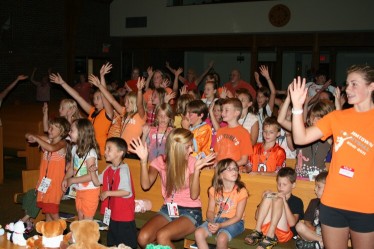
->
xmin=194 ymin=158 xmax=248 ymax=248
xmin=289 ymin=65 xmax=374 ymax=249
xmin=25 ymin=117 xmax=70 ymax=221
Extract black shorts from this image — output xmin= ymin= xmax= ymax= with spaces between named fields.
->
xmin=319 ymin=203 xmax=374 ymax=233
xmin=107 ymin=219 xmax=137 ymax=248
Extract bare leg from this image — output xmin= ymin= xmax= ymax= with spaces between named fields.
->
xmin=321 ymin=224 xmax=349 ymax=249
xmin=137 ymin=214 xmax=169 ymax=249
xmin=156 ymin=216 xmax=197 ymax=249
xmin=254 ymin=197 xmax=273 ymax=232
xmin=265 ymin=197 xmax=285 ymax=239
xmin=50 ymin=213 xmax=60 ymax=220
xmin=216 ymin=232 xmax=229 ymax=249
xmin=350 ymin=230 xmax=374 ymax=249
xmin=296 ymin=222 xmax=323 ymax=247
xmin=195 ymin=227 xmax=210 ymax=249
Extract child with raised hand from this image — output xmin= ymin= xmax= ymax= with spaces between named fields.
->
xmin=254 ymin=65 xmax=276 ymax=143
xmin=237 ymin=88 xmax=259 ymax=145
xmin=206 ymin=98 xmax=227 ymax=149
xmin=89 ymin=73 xmax=146 ymax=156
xmin=194 ymin=158 xmax=248 ymax=249
xmin=89 ymin=137 xmax=137 ymax=248
xmin=42 ymin=99 xmax=82 ymax=133
xmin=25 ymin=117 xmax=70 ymax=221
xmin=142 ymin=103 xmax=174 ymax=162
xmin=295 ymin=172 xmax=327 ymax=249
xmin=63 ymin=118 xmax=101 ymax=220
xmin=244 ymin=167 xmax=304 ymax=249
xmin=49 ymin=64 xmax=113 ymax=156
xmin=129 ymin=129 xmax=216 ymax=249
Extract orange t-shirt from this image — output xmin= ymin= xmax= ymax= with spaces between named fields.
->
xmin=250 ymin=143 xmax=286 ymax=172
xmin=119 ymin=110 xmax=146 ymax=147
xmin=214 ymin=125 xmax=253 ymax=165
xmin=191 ymin=123 xmax=212 ymax=156
xmin=209 ymin=186 xmax=248 ymax=220
xmin=107 ymin=110 xmax=121 ymax=138
xmin=88 ymin=107 xmax=111 ymax=155
xmin=316 ymin=108 xmax=374 ymax=213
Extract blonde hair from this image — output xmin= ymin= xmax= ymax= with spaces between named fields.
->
xmin=125 ymin=92 xmax=138 ymax=114
xmin=165 ymin=128 xmax=193 ymax=197
xmin=60 ymin=99 xmax=82 ymax=122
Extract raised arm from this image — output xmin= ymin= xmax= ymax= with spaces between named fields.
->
xmin=277 ymin=85 xmax=292 ymax=132
xmin=25 ymin=133 xmax=66 ymax=152
xmin=195 ymin=60 xmax=214 ymax=86
xmin=88 ymin=74 xmax=122 ymax=114
xmin=0 ymin=75 xmax=28 ymax=100
xmin=99 ymin=63 xmax=114 ymax=119
xmin=50 ymin=73 xmax=92 ymax=114
xmin=30 ymin=68 xmax=40 ymax=86
xmin=334 ymin=87 xmax=342 ymax=110
xmin=166 ymin=61 xmax=186 ymax=83
xmin=208 ymin=101 xmax=221 ymax=131
xmin=128 ymin=138 xmax=158 ymax=190
xmin=259 ymin=65 xmax=276 ymax=112
xmin=136 ymin=77 xmax=146 ymax=119
xmin=289 ymin=77 xmax=323 ymax=145
xmin=190 ymin=153 xmax=216 ymax=200
xmin=42 ymin=103 xmax=49 ymax=133
xmin=144 ymin=66 xmax=154 ymax=91
xmin=172 ymin=67 xmax=183 ymax=93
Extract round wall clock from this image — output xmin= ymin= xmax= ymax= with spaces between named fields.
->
xmin=268 ymin=4 xmax=291 ymax=27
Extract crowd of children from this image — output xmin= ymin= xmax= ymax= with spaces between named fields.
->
xmin=8 ymin=62 xmax=372 ymax=249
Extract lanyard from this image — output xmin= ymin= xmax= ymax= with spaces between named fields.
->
xmin=44 ymin=152 xmax=52 ymax=178
xmin=120 ymin=113 xmax=135 ymax=137
xmin=239 ymin=112 xmax=249 ymax=126
xmin=215 ymin=187 xmax=235 ymax=222
xmin=155 ymin=127 xmax=168 ymax=157
xmin=258 ymin=144 xmax=276 ymax=167
xmin=74 ymin=153 xmax=89 ymax=177
xmin=190 ymin=122 xmax=206 ymax=152
xmin=107 ymin=166 xmax=119 ymax=209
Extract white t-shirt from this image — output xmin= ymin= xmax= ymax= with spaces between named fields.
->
xmin=71 ymin=145 xmax=99 ymax=190
xmin=306 ymin=82 xmax=335 ymax=97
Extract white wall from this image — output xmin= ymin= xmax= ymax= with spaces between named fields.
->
xmin=110 ymin=0 xmax=374 ymax=37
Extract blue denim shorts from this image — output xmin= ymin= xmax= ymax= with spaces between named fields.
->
xmin=159 ymin=204 xmax=203 ymax=227
xmin=199 ymin=217 xmax=245 ymax=241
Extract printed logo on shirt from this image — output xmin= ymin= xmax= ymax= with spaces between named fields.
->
xmin=216 ymin=134 xmax=239 ymax=146
xmin=336 ymin=130 xmax=373 ymax=156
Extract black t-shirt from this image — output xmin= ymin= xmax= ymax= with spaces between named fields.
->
xmin=288 ymin=194 xmax=304 ymax=236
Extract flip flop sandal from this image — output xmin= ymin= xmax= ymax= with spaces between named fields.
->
xmin=296 ymin=239 xmax=322 ymax=249
xmin=258 ymin=235 xmax=278 ymax=249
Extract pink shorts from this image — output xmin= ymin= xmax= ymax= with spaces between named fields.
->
xmin=75 ymin=188 xmax=100 ymax=218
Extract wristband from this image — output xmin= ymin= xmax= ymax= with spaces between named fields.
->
xmin=291 ymin=108 xmax=303 ymax=115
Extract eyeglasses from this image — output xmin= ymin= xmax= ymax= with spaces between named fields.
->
xmin=224 ymin=167 xmax=239 ymax=172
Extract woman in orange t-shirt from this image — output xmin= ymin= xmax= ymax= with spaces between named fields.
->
xmin=289 ymin=65 xmax=374 ymax=249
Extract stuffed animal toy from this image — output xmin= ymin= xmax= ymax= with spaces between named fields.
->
xmin=67 ymin=220 xmax=108 ymax=249
xmin=26 ymin=219 xmax=69 ymax=249
xmin=0 ymin=225 xmax=4 ymax=236
xmin=5 ymin=220 xmax=27 ymax=246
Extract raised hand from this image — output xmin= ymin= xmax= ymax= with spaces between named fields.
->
xmin=208 ymin=60 xmax=215 ymax=68
xmin=128 ymin=137 xmax=148 ymax=162
xmin=289 ymin=77 xmax=308 ymax=109
xmin=17 ymin=75 xmax=28 ymax=81
xmin=259 ymin=65 xmax=270 ymax=79
xmin=42 ymin=102 xmax=48 ymax=115
xmin=220 ymin=86 xmax=228 ymax=99
xmin=147 ymin=66 xmax=154 ymax=78
xmin=165 ymin=92 xmax=176 ymax=103
xmin=175 ymin=67 xmax=183 ymax=76
xmin=179 ymin=85 xmax=188 ymax=96
xmin=88 ymin=74 xmax=101 ymax=87
xmin=194 ymin=153 xmax=216 ymax=171
xmin=49 ymin=73 xmax=65 ymax=85
xmin=136 ymin=77 xmax=146 ymax=90
xmin=100 ymin=62 xmax=112 ymax=76
xmin=161 ymin=78 xmax=170 ymax=88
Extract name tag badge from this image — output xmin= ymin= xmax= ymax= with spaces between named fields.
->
xmin=68 ymin=184 xmax=77 ymax=199
xmin=103 ymin=207 xmax=111 ymax=226
xmin=37 ymin=177 xmax=51 ymax=193
xmin=167 ymin=202 xmax=179 ymax=218
xmin=339 ymin=166 xmax=354 ymax=178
